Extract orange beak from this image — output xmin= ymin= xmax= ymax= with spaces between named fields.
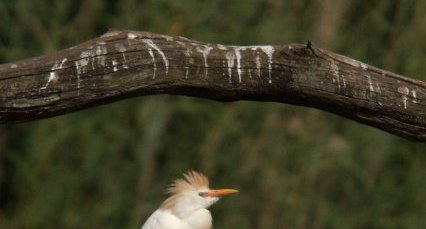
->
xmin=200 ymin=189 xmax=239 ymax=198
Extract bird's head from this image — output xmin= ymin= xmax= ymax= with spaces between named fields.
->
xmin=161 ymin=171 xmax=238 ymax=217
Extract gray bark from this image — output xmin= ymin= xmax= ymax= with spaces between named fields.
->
xmin=0 ymin=30 xmax=425 ymax=141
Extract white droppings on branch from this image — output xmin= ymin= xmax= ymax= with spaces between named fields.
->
xmin=397 ymin=86 xmax=410 ymax=109
xmin=255 ymin=54 xmax=261 ymax=78
xmin=147 ymin=48 xmax=157 ymax=79
xmin=115 ymin=43 xmax=129 ymax=69
xmin=177 ymin=40 xmax=191 ymax=77
xmin=57 ymin=58 xmax=67 ymax=70
xmin=217 ymin=44 xmax=227 ymax=50
xmin=177 ymin=36 xmax=191 ymax=41
xmin=10 ymin=64 xmax=18 ymax=69
xmin=196 ymin=45 xmax=213 ymax=76
xmin=330 ymin=60 xmax=341 ymax=89
xmin=75 ymin=64 xmax=82 ymax=96
xmin=411 ymin=90 xmax=418 ymax=104
xmin=176 ymin=41 xmax=186 ymax=47
xmin=76 ymin=50 xmax=92 ymax=75
xmin=184 ymin=48 xmax=192 ymax=79
xmin=365 ymin=75 xmax=374 ymax=92
xmin=142 ymin=39 xmax=169 ymax=74
xmin=234 ymin=47 xmax=243 ymax=83
xmin=90 ymin=51 xmax=96 ymax=70
xmin=225 ymin=51 xmax=235 ymax=83
xmin=39 ymin=58 xmax=67 ymax=93
xmin=75 ymin=50 xmax=93 ymax=95
xmin=375 ymin=82 xmax=382 ymax=93
xmin=258 ymin=46 xmax=274 ymax=83
xmin=162 ymin=35 xmax=174 ymax=41
xmin=95 ymin=45 xmax=108 ymax=66
xmin=326 ymin=52 xmax=378 ymax=74
xmin=127 ymin=33 xmax=138 ymax=40
xmin=227 ymin=45 xmax=274 ymax=83
xmin=336 ymin=75 xmax=341 ymax=89
xmin=330 ymin=60 xmax=339 ymax=77
xmin=115 ymin=43 xmax=127 ymax=53
xmin=112 ymin=60 xmax=119 ymax=72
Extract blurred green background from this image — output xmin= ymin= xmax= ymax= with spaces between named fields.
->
xmin=0 ymin=0 xmax=425 ymax=228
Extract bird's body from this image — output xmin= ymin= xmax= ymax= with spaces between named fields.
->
xmin=142 ymin=208 xmax=212 ymax=229
xmin=141 ymin=171 xmax=238 ymax=229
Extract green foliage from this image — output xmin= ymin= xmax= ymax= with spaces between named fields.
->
xmin=0 ymin=1 xmax=425 ymax=228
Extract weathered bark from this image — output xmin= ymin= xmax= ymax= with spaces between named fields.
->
xmin=0 ymin=30 xmax=425 ymax=141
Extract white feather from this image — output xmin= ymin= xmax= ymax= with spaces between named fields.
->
xmin=141 ymin=209 xmax=192 ymax=229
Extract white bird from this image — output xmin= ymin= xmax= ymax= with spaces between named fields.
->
xmin=141 ymin=171 xmax=238 ymax=229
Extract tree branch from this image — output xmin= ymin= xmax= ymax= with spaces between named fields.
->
xmin=0 ymin=30 xmax=425 ymax=141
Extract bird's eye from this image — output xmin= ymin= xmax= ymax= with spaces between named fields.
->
xmin=198 ymin=192 xmax=205 ymax=197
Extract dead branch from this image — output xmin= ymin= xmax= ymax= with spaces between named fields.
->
xmin=0 ymin=30 xmax=424 ymax=141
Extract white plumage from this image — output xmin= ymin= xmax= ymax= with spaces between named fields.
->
xmin=141 ymin=171 xmax=238 ymax=229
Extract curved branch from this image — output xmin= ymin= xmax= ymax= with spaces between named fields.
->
xmin=0 ymin=30 xmax=425 ymax=141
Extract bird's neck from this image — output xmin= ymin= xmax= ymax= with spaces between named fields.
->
xmin=182 ymin=208 xmax=212 ymax=229
xmin=165 ymin=207 xmax=212 ymax=229
xmin=161 ymin=196 xmax=213 ymax=229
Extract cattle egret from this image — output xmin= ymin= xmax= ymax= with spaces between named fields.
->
xmin=141 ymin=171 xmax=238 ymax=229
